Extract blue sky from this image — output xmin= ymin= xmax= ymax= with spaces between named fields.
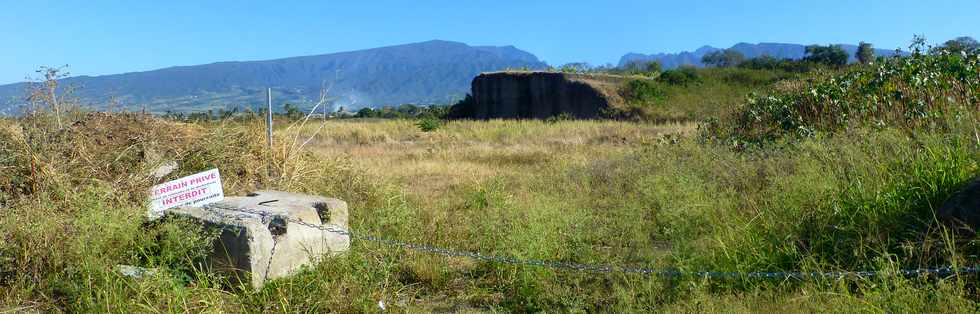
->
xmin=1 ymin=0 xmax=977 ymax=84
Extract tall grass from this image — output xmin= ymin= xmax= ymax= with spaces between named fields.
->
xmin=615 ymin=67 xmax=799 ymax=123
xmin=1 ymin=112 xmax=978 ymax=311
xmin=2 ymin=50 xmax=979 ymax=311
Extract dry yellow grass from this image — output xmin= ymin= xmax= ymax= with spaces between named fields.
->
xmin=4 ymin=112 xmax=977 ymax=312
xmin=284 ymin=119 xmax=696 ymax=204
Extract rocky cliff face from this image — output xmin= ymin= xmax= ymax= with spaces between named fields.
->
xmin=464 ymin=72 xmax=626 ymax=119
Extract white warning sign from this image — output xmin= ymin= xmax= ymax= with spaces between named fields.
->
xmin=149 ymin=168 xmax=224 ymax=214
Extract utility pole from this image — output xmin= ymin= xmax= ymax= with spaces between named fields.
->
xmin=266 ymin=88 xmax=273 ymax=151
xmin=266 ymin=88 xmax=274 ymax=178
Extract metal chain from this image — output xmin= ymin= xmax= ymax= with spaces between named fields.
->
xmin=200 ymin=204 xmax=980 ymax=279
xmin=263 ymin=237 xmax=279 ymax=282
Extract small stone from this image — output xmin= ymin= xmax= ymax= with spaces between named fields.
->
xmin=149 ymin=161 xmax=178 ymax=180
xmin=116 ymin=264 xmax=158 ymax=278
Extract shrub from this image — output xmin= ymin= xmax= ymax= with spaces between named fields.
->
xmin=721 ymin=47 xmax=980 ymax=143
xmin=658 ymin=66 xmax=701 ymax=85
xmin=718 ymin=68 xmax=792 ymax=86
xmin=702 ymin=49 xmax=745 ymax=67
xmin=416 ymin=117 xmax=442 ymax=132
xmin=355 ymin=104 xmax=450 ymax=119
xmin=803 ymin=44 xmax=849 ymax=67
xmin=620 ymin=79 xmax=665 ymax=106
xmin=738 ymin=55 xmax=819 ymax=73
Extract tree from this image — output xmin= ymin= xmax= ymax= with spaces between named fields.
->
xmin=356 ymin=107 xmax=375 ymax=118
xmin=559 ymin=62 xmax=591 ymax=73
xmin=856 ymin=42 xmax=875 ymax=64
xmin=282 ymin=103 xmax=303 ymax=119
xmin=623 ymin=60 xmax=661 ymax=75
xmin=937 ymin=36 xmax=980 ymax=54
xmin=644 ymin=60 xmax=662 ymax=73
xmin=701 ymin=49 xmax=745 ymax=67
xmin=909 ymin=35 xmax=928 ymax=55
xmin=803 ymin=44 xmax=848 ymax=67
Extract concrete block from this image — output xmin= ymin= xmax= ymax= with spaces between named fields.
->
xmin=168 ymin=190 xmax=350 ymax=288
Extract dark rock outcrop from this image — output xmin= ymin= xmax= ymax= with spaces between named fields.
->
xmin=938 ymin=175 xmax=980 ymax=234
xmin=462 ymin=72 xmax=628 ymax=119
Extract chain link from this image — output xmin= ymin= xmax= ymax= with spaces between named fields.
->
xmin=263 ymin=237 xmax=279 ymax=282
xmin=200 ymin=204 xmax=979 ymax=279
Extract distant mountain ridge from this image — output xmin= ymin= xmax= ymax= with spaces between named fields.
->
xmin=0 ymin=40 xmax=547 ymax=114
xmin=0 ymin=40 xmax=913 ymax=115
xmin=619 ymin=42 xmax=905 ymax=69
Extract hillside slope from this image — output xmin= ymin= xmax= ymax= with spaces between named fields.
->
xmin=0 ymin=40 xmax=547 ymax=114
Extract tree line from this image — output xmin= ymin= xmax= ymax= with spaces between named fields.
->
xmin=703 ymin=36 xmax=978 ymax=68
xmin=560 ymin=36 xmax=979 ymax=76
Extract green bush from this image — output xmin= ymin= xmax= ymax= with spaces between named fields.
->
xmin=416 ymin=117 xmax=442 ymax=132
xmin=620 ymin=79 xmax=666 ymax=106
xmin=738 ymin=55 xmax=819 ymax=73
xmin=803 ymin=44 xmax=849 ymax=67
xmin=722 ymin=48 xmax=980 ymax=143
xmin=355 ymin=104 xmax=450 ymax=119
xmin=658 ymin=66 xmax=701 ymax=85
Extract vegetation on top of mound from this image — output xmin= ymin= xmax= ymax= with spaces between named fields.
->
xmin=620 ymin=79 xmax=666 ymax=106
xmin=602 ymin=67 xmax=800 ymax=122
xmin=480 ymin=55 xmax=815 ymax=122
xmin=714 ymin=38 xmax=980 ymax=144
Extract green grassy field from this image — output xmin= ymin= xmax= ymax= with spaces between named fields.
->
xmin=1 ymin=51 xmax=979 ymax=312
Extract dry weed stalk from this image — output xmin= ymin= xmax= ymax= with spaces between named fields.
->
xmin=26 ymin=66 xmax=76 ymax=130
xmin=273 ymin=80 xmax=348 ymax=189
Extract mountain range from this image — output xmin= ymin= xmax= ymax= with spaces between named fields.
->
xmin=0 ymin=40 xmax=546 ymax=114
xmin=619 ymin=42 xmax=904 ymax=69
xmin=0 ymin=40 xmax=909 ymax=114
